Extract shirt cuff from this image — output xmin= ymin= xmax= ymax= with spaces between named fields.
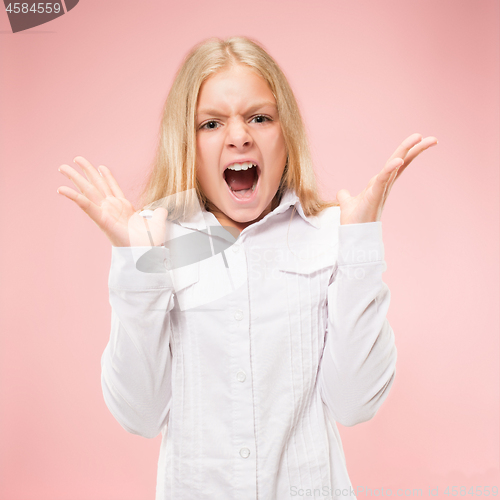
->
xmin=108 ymin=246 xmax=174 ymax=290
xmin=337 ymin=221 xmax=385 ymax=266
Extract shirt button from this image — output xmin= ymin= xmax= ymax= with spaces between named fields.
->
xmin=236 ymin=371 xmax=246 ymax=382
xmin=239 ymin=447 xmax=250 ymax=458
xmin=234 ymin=309 xmax=244 ymax=321
xmin=232 ymin=243 xmax=240 ymax=253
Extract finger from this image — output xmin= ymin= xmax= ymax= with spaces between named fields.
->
xmin=382 ymin=164 xmax=402 ymax=206
xmin=387 ymin=133 xmax=423 ymax=165
xmin=152 ymin=207 xmax=169 ymax=224
xmin=58 ymin=164 xmax=105 ymax=205
xmin=370 ymin=158 xmax=404 ymax=207
xmin=364 ymin=172 xmax=380 ymax=190
xmin=73 ymin=156 xmax=113 ymax=198
xmin=97 ymin=164 xmax=127 ymax=199
xmin=336 ymin=188 xmax=351 ymax=205
xmin=382 ymin=136 xmax=438 ymax=203
xmin=56 ymin=185 xmax=104 ymax=224
xmin=393 ymin=136 xmax=438 ymax=181
xmin=152 ymin=207 xmax=169 ymax=244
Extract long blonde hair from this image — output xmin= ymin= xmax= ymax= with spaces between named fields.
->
xmin=137 ymin=36 xmax=337 ymax=219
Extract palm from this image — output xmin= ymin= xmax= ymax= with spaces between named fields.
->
xmin=336 ymin=133 xmax=438 ymax=225
xmin=337 ymin=176 xmax=380 ymax=224
xmin=57 ymin=156 xmax=168 ymax=247
xmin=96 ymin=196 xmax=136 ymax=244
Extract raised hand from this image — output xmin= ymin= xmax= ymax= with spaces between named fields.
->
xmin=336 ymin=133 xmax=438 ymax=225
xmin=57 ymin=156 xmax=168 ymax=247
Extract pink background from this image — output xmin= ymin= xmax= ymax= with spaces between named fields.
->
xmin=1 ymin=0 xmax=498 ymax=498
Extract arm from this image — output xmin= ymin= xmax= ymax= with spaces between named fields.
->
xmin=56 ymin=157 xmax=175 ymax=437
xmin=101 ymin=245 xmax=175 ymax=439
xmin=318 ymin=221 xmax=397 ymax=427
xmin=318 ymin=132 xmax=437 ymax=425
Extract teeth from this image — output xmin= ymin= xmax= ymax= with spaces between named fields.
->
xmin=226 ymin=161 xmax=256 ymax=171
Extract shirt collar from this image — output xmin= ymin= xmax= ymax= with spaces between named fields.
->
xmin=265 ymin=189 xmax=321 ymax=229
xmin=177 ymin=189 xmax=321 ymax=231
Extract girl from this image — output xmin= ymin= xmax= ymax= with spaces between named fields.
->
xmin=57 ymin=36 xmax=437 ymax=499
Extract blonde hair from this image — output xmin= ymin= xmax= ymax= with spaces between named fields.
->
xmin=137 ymin=36 xmax=337 ymax=219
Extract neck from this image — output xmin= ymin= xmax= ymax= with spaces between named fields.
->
xmin=206 ymin=193 xmax=281 ymax=234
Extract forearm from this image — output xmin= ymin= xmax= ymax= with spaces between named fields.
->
xmin=101 ymin=245 xmax=175 ymax=439
xmin=318 ymin=222 xmax=397 ymax=427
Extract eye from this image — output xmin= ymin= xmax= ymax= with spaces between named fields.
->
xmin=200 ymin=120 xmax=220 ymax=130
xmin=251 ymin=115 xmax=272 ymax=124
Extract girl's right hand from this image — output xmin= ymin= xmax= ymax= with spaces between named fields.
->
xmin=57 ymin=156 xmax=168 ymax=247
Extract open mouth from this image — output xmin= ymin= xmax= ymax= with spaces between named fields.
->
xmin=223 ymin=161 xmax=260 ymax=200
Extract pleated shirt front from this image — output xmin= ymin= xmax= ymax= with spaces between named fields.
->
xmin=101 ymin=190 xmax=397 ymax=500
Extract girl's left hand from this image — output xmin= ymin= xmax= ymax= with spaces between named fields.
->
xmin=336 ymin=133 xmax=438 ymax=225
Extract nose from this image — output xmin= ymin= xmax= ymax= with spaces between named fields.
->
xmin=225 ymin=119 xmax=252 ymax=149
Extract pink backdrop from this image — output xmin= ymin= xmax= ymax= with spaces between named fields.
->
xmin=1 ymin=0 xmax=498 ymax=498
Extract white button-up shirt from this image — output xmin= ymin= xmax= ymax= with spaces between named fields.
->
xmin=101 ymin=189 xmax=397 ymax=500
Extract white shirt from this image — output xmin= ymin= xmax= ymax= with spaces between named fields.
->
xmin=101 ymin=189 xmax=397 ymax=500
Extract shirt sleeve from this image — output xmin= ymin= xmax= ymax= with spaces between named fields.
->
xmin=100 ymin=245 xmax=176 ymax=439
xmin=318 ymin=221 xmax=397 ymax=427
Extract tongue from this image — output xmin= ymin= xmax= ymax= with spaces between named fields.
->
xmin=225 ymin=168 xmax=255 ymax=191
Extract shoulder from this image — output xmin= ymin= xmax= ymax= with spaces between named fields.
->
xmin=312 ymin=205 xmax=341 ymax=236
xmin=286 ymin=205 xmax=340 ymax=268
xmin=288 ymin=204 xmax=340 ymax=248
xmin=316 ymin=205 xmax=340 ymax=223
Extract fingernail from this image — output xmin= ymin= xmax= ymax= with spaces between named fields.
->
xmin=57 ymin=189 xmax=60 ymax=194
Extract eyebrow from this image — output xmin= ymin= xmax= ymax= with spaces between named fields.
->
xmin=196 ymin=101 xmax=277 ymax=118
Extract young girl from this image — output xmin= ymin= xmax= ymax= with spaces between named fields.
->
xmin=57 ymin=36 xmax=437 ymax=499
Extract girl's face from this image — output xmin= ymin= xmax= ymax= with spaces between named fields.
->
xmin=195 ymin=64 xmax=287 ymax=232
